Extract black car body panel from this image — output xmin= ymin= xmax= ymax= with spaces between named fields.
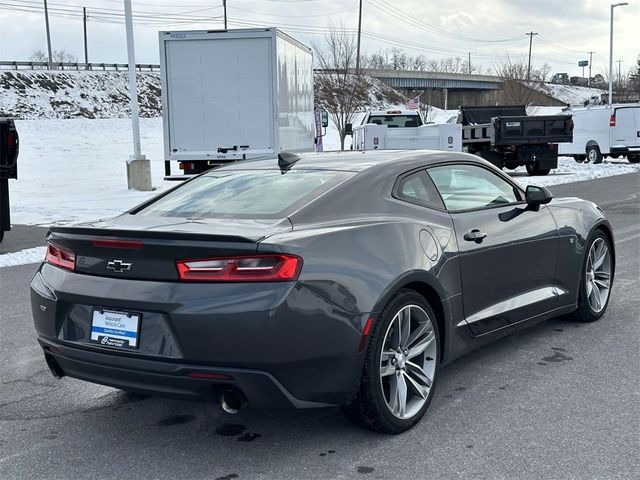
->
xmin=31 ymin=150 xmax=613 ymax=408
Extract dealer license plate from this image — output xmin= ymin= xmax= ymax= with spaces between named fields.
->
xmin=90 ymin=309 xmax=140 ymax=348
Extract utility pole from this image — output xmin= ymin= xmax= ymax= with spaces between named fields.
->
xmin=43 ymin=0 xmax=53 ymax=69
xmin=355 ymin=0 xmax=363 ymax=72
xmin=83 ymin=7 xmax=89 ymax=67
xmin=223 ymin=0 xmax=227 ymax=29
xmin=123 ymin=0 xmax=151 ymax=191
xmin=587 ymin=51 xmax=594 ymax=87
xmin=525 ymin=31 xmax=538 ymax=82
xmin=616 ymin=59 xmax=623 ymax=86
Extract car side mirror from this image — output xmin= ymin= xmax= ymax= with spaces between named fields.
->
xmin=345 ymin=123 xmax=353 ymax=136
xmin=525 ymin=185 xmax=553 ymax=206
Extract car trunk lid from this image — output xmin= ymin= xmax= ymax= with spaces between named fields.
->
xmin=47 ymin=214 xmax=292 ymax=281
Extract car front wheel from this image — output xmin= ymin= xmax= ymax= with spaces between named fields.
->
xmin=342 ymin=290 xmax=439 ymax=434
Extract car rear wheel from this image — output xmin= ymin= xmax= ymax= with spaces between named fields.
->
xmin=342 ymin=290 xmax=439 ymax=434
xmin=571 ymin=231 xmax=613 ymax=322
xmin=573 ymin=155 xmax=586 ymax=163
xmin=586 ymin=146 xmax=603 ymax=164
xmin=628 ymin=154 xmax=640 ymax=164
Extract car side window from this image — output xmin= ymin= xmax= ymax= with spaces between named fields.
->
xmin=395 ymin=170 xmax=444 ymax=209
xmin=427 ymin=164 xmax=522 ymax=212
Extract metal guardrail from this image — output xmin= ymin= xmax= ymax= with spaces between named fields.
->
xmin=0 ymin=61 xmax=160 ymax=72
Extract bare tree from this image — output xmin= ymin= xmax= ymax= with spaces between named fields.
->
xmin=494 ymin=57 xmax=553 ymax=105
xmin=313 ymin=27 xmax=371 ymax=150
xmin=53 ymin=49 xmax=78 ymax=63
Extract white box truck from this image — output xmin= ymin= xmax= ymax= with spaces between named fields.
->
xmin=159 ymin=28 xmax=315 ymax=178
xmin=559 ymin=104 xmax=640 ymax=164
xmin=349 ymin=110 xmax=462 ymax=153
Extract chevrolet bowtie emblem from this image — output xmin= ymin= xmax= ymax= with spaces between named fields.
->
xmin=106 ymin=259 xmax=132 ymax=273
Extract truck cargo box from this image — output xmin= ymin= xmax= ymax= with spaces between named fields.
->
xmin=159 ymin=28 xmax=314 ymax=170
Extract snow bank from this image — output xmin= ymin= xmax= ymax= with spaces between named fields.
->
xmin=530 ymin=83 xmax=606 ymax=106
xmin=0 ymin=246 xmax=46 ymax=267
xmin=8 ymin=118 xmax=639 ymax=227
xmin=0 ymin=70 xmax=161 ymax=119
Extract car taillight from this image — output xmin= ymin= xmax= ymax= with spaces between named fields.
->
xmin=610 ymin=115 xmax=616 ymax=127
xmin=46 ymin=241 xmax=76 ymax=271
xmin=176 ymin=254 xmax=302 ymax=282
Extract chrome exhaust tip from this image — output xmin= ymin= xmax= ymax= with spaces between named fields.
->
xmin=218 ymin=389 xmax=246 ymax=414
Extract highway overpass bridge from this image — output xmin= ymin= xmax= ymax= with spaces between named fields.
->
xmin=362 ymin=69 xmax=503 ymax=109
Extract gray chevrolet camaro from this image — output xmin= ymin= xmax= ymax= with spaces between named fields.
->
xmin=31 ymin=150 xmax=614 ymax=433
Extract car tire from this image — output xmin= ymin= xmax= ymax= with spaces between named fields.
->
xmin=610 ymin=153 xmax=620 ymax=159
xmin=525 ymin=164 xmax=551 ymax=176
xmin=586 ymin=146 xmax=603 ymax=164
xmin=342 ymin=289 xmax=440 ymax=434
xmin=573 ymin=155 xmax=586 ymax=163
xmin=570 ymin=230 xmax=614 ymax=323
xmin=628 ymin=154 xmax=640 ymax=164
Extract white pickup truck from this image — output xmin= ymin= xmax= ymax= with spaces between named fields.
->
xmin=348 ymin=110 xmax=462 ymax=152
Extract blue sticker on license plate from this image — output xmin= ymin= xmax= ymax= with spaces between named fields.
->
xmin=90 ymin=309 xmax=140 ymax=348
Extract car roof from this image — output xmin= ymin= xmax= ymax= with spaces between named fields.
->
xmin=208 ymin=149 xmax=465 ymax=174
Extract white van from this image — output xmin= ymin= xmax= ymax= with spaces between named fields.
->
xmin=558 ymin=104 xmax=640 ymax=164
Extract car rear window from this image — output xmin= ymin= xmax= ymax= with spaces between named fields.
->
xmin=136 ymin=170 xmax=352 ymax=219
xmin=366 ymin=115 xmax=422 ymax=128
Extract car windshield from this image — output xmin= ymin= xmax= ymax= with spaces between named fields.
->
xmin=136 ymin=169 xmax=352 ymax=219
xmin=366 ymin=115 xmax=422 ymax=128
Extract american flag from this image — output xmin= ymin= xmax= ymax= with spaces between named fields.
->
xmin=407 ymin=96 xmax=420 ymax=110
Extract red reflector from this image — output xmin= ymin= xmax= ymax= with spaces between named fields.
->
xmin=7 ymin=132 xmax=14 ymax=148
xmin=609 ymin=115 xmax=616 ymax=127
xmin=176 ymin=254 xmax=302 ymax=282
xmin=92 ymin=239 xmax=143 ymax=249
xmin=179 ymin=162 xmax=194 ymax=170
xmin=358 ymin=317 xmax=375 ymax=353
xmin=188 ymin=372 xmax=234 ymax=380
xmin=46 ymin=241 xmax=76 ymax=271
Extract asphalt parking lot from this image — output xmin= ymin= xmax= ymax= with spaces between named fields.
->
xmin=1 ymin=173 xmax=638 ymax=480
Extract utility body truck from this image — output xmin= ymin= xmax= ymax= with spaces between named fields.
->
xmin=159 ymin=28 xmax=317 ymax=178
xmin=458 ymin=106 xmax=574 ymax=176
xmin=558 ymin=104 xmax=640 ymax=163
xmin=348 ymin=110 xmax=462 ymax=153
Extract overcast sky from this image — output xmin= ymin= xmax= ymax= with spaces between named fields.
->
xmin=0 ymin=0 xmax=637 ymax=78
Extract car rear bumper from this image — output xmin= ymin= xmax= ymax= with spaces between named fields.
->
xmin=39 ymin=338 xmax=331 ymax=408
xmin=31 ymin=264 xmax=368 ymax=408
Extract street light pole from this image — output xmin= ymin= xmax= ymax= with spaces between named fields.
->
xmin=123 ymin=0 xmax=151 ymax=191
xmin=609 ymin=2 xmax=628 ymax=105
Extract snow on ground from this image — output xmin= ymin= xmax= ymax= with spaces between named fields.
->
xmin=0 ymin=246 xmax=46 ymax=267
xmin=10 ymin=118 xmax=171 ymax=226
xmin=8 ymin=118 xmax=639 ymax=227
xmin=509 ymin=157 xmax=640 ymax=188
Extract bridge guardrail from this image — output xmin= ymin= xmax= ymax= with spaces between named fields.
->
xmin=0 ymin=61 xmax=160 ymax=72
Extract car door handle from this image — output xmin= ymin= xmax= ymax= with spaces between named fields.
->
xmin=463 ymin=229 xmax=487 ymax=243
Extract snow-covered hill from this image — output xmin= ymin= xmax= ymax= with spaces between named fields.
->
xmin=0 ymin=70 xmax=162 ymax=119
xmin=0 ymin=70 xmax=407 ymax=120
